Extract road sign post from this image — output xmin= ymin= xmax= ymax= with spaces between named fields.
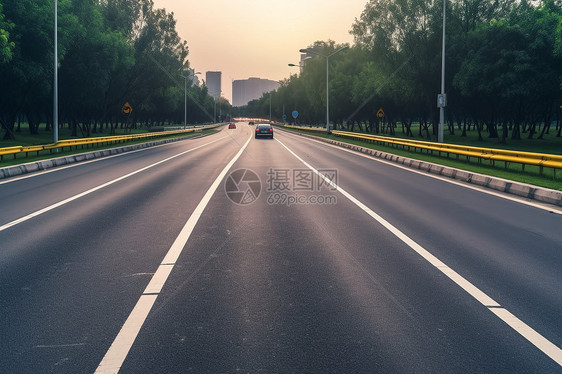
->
xmin=122 ymin=102 xmax=133 ymax=134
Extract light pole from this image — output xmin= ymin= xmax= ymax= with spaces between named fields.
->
xmin=438 ymin=0 xmax=447 ymax=143
xmin=299 ymin=46 xmax=348 ymax=134
xmin=180 ymin=70 xmax=200 ymax=129
xmin=288 ymin=63 xmax=302 ymax=73
xmin=53 ymin=0 xmax=58 ymax=143
xmin=288 ymin=56 xmax=311 ymax=71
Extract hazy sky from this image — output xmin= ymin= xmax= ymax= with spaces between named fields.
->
xmin=151 ymin=0 xmax=368 ymax=102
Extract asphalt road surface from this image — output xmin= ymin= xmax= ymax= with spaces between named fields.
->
xmin=1 ymin=124 xmax=560 ymax=373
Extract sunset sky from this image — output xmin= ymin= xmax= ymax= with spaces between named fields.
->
xmin=151 ymin=0 xmax=368 ymax=102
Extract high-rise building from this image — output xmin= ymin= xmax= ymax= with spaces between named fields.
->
xmin=232 ymin=78 xmax=280 ymax=107
xmin=206 ymin=71 xmax=222 ymax=99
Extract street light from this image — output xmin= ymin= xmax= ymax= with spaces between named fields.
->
xmin=299 ymin=46 xmax=348 ymax=134
xmin=438 ymin=0 xmax=447 ymax=143
xmin=53 ymin=0 xmax=58 ymax=143
xmin=288 ymin=56 xmax=312 ymax=72
xmin=180 ymin=70 xmax=200 ymax=129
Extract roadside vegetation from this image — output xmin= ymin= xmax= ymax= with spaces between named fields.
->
xmin=237 ymin=0 xmax=562 ymax=147
xmin=237 ymin=0 xmax=562 ymax=190
xmin=1 ymin=0 xmax=561 ymax=190
xmin=0 ymin=0 xmax=227 ymax=143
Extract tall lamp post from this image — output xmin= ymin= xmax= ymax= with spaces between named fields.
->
xmin=288 ymin=56 xmax=311 ymax=72
xmin=53 ymin=0 xmax=58 ymax=143
xmin=299 ymin=46 xmax=348 ymax=134
xmin=438 ymin=0 xmax=447 ymax=143
xmin=180 ymin=70 xmax=200 ymax=129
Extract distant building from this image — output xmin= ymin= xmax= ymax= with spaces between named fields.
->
xmin=232 ymin=78 xmax=280 ymax=107
xmin=206 ymin=71 xmax=222 ymax=99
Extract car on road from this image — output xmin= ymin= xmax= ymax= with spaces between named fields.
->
xmin=255 ymin=124 xmax=273 ymax=139
xmin=248 ymin=121 xmax=254 ymax=126
xmin=228 ymin=123 xmax=236 ymax=129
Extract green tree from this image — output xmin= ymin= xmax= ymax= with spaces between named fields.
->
xmin=453 ymin=1 xmax=562 ymax=141
xmin=0 ymin=3 xmax=15 ymax=64
xmin=0 ymin=0 xmax=77 ymax=140
xmin=59 ymin=0 xmax=134 ymax=136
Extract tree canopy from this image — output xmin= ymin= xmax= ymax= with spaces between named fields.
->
xmin=0 ymin=0 xmax=219 ymax=141
xmin=236 ymin=0 xmax=562 ymax=142
xmin=0 ymin=3 xmax=15 ymax=64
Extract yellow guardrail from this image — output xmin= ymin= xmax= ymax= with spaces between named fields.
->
xmin=283 ymin=124 xmax=326 ymax=132
xmin=280 ymin=125 xmax=562 ymax=173
xmin=330 ymin=130 xmax=562 ymax=173
xmin=0 ymin=124 xmax=221 ymax=161
xmin=0 ymin=146 xmax=24 ymax=157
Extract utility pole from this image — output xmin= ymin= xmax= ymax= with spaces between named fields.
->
xmin=53 ymin=0 xmax=58 ymax=143
xmin=438 ymin=0 xmax=447 ymax=143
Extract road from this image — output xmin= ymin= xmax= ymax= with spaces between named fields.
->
xmin=0 ymin=123 xmax=560 ymax=373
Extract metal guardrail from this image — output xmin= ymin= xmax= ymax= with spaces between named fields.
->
xmin=283 ymin=124 xmax=326 ymax=132
xmin=331 ymin=130 xmax=562 ymax=173
xmin=0 ymin=124 xmax=222 ymax=161
xmin=281 ymin=125 xmax=562 ymax=174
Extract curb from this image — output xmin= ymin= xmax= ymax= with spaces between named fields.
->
xmin=0 ymin=132 xmax=215 ymax=180
xmin=279 ymin=128 xmax=562 ymax=208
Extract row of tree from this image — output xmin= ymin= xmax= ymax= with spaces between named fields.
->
xmin=236 ymin=0 xmax=562 ymax=142
xmin=0 ymin=0 xmax=222 ymax=141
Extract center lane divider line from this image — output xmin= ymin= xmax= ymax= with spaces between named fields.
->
xmin=95 ymin=134 xmax=253 ymax=374
xmin=0 ymin=136 xmax=227 ymax=233
xmin=275 ymin=137 xmax=562 ymax=367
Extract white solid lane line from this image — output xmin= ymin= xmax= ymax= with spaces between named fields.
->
xmin=95 ymin=134 xmax=253 ymax=374
xmin=276 ymin=137 xmax=562 ymax=367
xmin=0 ymin=136 xmax=226 ymax=233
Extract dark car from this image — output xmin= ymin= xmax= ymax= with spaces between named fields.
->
xmin=255 ymin=124 xmax=273 ymax=139
xmin=248 ymin=121 xmax=254 ymax=126
xmin=228 ymin=123 xmax=236 ymax=129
